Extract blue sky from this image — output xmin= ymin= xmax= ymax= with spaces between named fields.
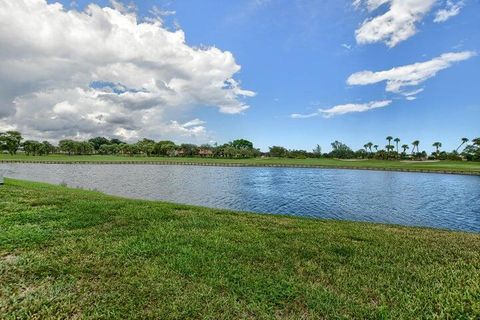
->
xmin=2 ymin=0 xmax=479 ymax=152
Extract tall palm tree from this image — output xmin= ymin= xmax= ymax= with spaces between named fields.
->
xmin=374 ymin=145 xmax=378 ymax=152
xmin=386 ymin=136 xmax=393 ymax=159
xmin=432 ymin=142 xmax=442 ymax=156
xmin=363 ymin=144 xmax=368 ymax=152
xmin=456 ymin=138 xmax=469 ymax=152
xmin=367 ymin=142 xmax=373 ymax=153
xmin=386 ymin=136 xmax=393 ymax=148
xmin=394 ymin=138 xmax=400 ymax=158
xmin=401 ymin=144 xmax=409 ymax=153
xmin=412 ymin=140 xmax=420 ymax=154
xmin=472 ymin=137 xmax=480 ymax=146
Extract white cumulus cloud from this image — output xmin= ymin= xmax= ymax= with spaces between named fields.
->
xmin=347 ymin=51 xmax=476 ymax=98
xmin=0 ymin=0 xmax=255 ymax=142
xmin=291 ymin=100 xmax=392 ymax=118
xmin=354 ymin=0 xmax=436 ymax=47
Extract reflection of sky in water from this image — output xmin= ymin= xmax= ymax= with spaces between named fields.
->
xmin=2 ymin=163 xmax=479 ymax=232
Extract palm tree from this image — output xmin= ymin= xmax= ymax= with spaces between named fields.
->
xmin=367 ymin=142 xmax=373 ymax=153
xmin=456 ymin=138 xmax=469 ymax=152
xmin=363 ymin=144 xmax=368 ymax=152
xmin=386 ymin=136 xmax=393 ymax=148
xmin=432 ymin=142 xmax=442 ymax=156
xmin=394 ymin=137 xmax=400 ymax=158
xmin=412 ymin=140 xmax=420 ymax=154
xmin=472 ymin=137 xmax=480 ymax=146
xmin=401 ymin=144 xmax=409 ymax=153
xmin=374 ymin=145 xmax=378 ymax=152
xmin=386 ymin=136 xmax=393 ymax=159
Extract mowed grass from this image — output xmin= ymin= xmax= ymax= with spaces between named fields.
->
xmin=0 ymin=180 xmax=479 ymax=319
xmin=1 ymin=153 xmax=480 ymax=174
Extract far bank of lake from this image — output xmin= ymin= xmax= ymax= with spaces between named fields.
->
xmin=1 ymin=154 xmax=480 ymax=175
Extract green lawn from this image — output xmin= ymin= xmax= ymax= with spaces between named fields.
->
xmin=1 ymin=179 xmax=479 ymax=319
xmin=1 ymin=153 xmax=480 ymax=174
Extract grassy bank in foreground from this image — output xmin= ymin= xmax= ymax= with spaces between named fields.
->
xmin=1 ymin=180 xmax=479 ymax=319
xmin=1 ymin=153 xmax=480 ymax=174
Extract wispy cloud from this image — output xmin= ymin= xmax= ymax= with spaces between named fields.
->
xmin=434 ymin=0 xmax=464 ymax=23
xmin=225 ymin=0 xmax=272 ymax=23
xmin=354 ymin=0 xmax=436 ymax=47
xmin=291 ymin=100 xmax=392 ymax=119
xmin=353 ymin=0 xmax=468 ymax=46
xmin=347 ymin=51 xmax=476 ymax=99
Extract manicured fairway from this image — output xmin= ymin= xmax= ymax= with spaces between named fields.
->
xmin=1 ymin=154 xmax=480 ymax=175
xmin=0 ymin=179 xmax=479 ymax=319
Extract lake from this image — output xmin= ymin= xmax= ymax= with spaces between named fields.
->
xmin=1 ymin=163 xmax=479 ymax=232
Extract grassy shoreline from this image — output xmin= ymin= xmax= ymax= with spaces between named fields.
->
xmin=1 ymin=179 xmax=479 ymax=318
xmin=1 ymin=154 xmax=480 ymax=175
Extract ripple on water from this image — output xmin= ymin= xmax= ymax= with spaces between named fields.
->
xmin=1 ymin=163 xmax=479 ymax=232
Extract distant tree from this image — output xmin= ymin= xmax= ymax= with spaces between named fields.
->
xmin=123 ymin=144 xmax=140 ymax=156
xmin=386 ymin=136 xmax=393 ymax=147
xmin=199 ymin=144 xmax=213 ymax=150
xmin=59 ymin=140 xmax=93 ymax=155
xmin=109 ymin=138 xmax=124 ymax=145
xmin=88 ymin=137 xmax=110 ymax=152
xmin=329 ymin=141 xmax=354 ymax=159
xmin=355 ymin=149 xmax=368 ymax=159
xmin=78 ymin=141 xmax=94 ymax=155
xmin=312 ymin=144 xmax=322 ymax=157
xmin=456 ymin=138 xmax=469 ymax=152
xmin=0 ymin=131 xmax=23 ymax=155
xmin=373 ymin=145 xmax=379 ymax=152
xmin=367 ymin=142 xmax=373 ymax=153
xmin=153 ymin=141 xmax=176 ymax=156
xmin=23 ymin=140 xmax=42 ymax=156
xmin=269 ymin=146 xmax=289 ymax=157
xmin=40 ymin=141 xmax=55 ymax=155
xmin=432 ymin=142 xmax=442 ymax=157
xmin=463 ymin=140 xmax=480 ymax=161
xmin=231 ymin=139 xmax=253 ymax=150
xmin=137 ymin=138 xmax=156 ymax=156
xmin=212 ymin=144 xmax=227 ymax=158
xmin=394 ymin=138 xmax=400 ymax=157
xmin=99 ymin=144 xmax=119 ymax=155
xmin=401 ymin=144 xmax=409 ymax=153
xmin=180 ymin=144 xmax=199 ymax=157
xmin=385 ymin=136 xmax=393 ymax=158
xmin=59 ymin=140 xmax=75 ymax=155
xmin=412 ymin=140 xmax=420 ymax=154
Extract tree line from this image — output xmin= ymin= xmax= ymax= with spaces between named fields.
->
xmin=325 ymin=137 xmax=480 ymax=161
xmin=0 ymin=132 xmax=262 ymax=159
xmin=1 ymin=131 xmax=479 ymax=161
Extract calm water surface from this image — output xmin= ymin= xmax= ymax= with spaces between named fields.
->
xmin=2 ymin=163 xmax=479 ymax=232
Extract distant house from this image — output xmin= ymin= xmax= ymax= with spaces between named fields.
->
xmin=174 ymin=149 xmax=186 ymax=157
xmin=199 ymin=149 xmax=213 ymax=157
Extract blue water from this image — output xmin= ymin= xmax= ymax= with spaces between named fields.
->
xmin=1 ymin=163 xmax=479 ymax=232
